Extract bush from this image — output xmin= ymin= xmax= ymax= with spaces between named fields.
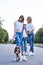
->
xmin=4 ymin=29 xmax=9 ymax=42
xmin=0 ymin=29 xmax=5 ymax=43
xmin=0 ymin=29 xmax=9 ymax=43
xmin=12 ymin=40 xmax=16 ymax=44
xmin=10 ymin=39 xmax=16 ymax=44
xmin=34 ymin=28 xmax=43 ymax=43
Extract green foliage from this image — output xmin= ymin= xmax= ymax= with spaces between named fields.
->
xmin=34 ymin=28 xmax=43 ymax=43
xmin=0 ymin=17 xmax=4 ymax=28
xmin=0 ymin=21 xmax=2 ymax=29
xmin=10 ymin=39 xmax=16 ymax=44
xmin=0 ymin=29 xmax=9 ymax=43
xmin=4 ymin=29 xmax=9 ymax=42
xmin=0 ymin=29 xmax=5 ymax=42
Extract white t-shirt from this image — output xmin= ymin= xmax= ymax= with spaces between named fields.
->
xmin=14 ymin=21 xmax=23 ymax=32
xmin=26 ymin=23 xmax=35 ymax=31
xmin=23 ymin=29 xmax=27 ymax=37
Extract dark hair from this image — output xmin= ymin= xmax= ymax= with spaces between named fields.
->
xmin=18 ymin=15 xmax=24 ymax=22
xmin=27 ymin=16 xmax=32 ymax=21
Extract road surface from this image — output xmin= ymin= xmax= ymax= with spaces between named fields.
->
xmin=0 ymin=44 xmax=43 ymax=65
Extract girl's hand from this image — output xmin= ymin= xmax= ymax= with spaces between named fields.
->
xmin=27 ymin=31 xmax=30 ymax=34
xmin=27 ymin=31 xmax=32 ymax=34
xmin=13 ymin=33 xmax=16 ymax=38
xmin=27 ymin=29 xmax=34 ymax=34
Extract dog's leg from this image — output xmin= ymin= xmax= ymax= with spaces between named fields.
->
xmin=16 ymin=54 xmax=20 ymax=61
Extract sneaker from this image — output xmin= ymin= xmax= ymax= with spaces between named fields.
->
xmin=23 ymin=52 xmax=27 ymax=55
xmin=25 ymin=53 xmax=27 ymax=55
xmin=23 ymin=55 xmax=27 ymax=61
xmin=29 ymin=52 xmax=33 ymax=56
xmin=32 ymin=52 xmax=35 ymax=55
xmin=29 ymin=52 xmax=35 ymax=56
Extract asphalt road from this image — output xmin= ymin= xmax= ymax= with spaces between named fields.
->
xmin=0 ymin=44 xmax=43 ymax=65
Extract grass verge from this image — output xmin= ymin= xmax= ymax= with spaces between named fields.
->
xmin=34 ymin=43 xmax=43 ymax=47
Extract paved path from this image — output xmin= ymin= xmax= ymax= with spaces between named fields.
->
xmin=0 ymin=44 xmax=43 ymax=65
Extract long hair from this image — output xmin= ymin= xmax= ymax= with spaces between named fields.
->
xmin=18 ymin=15 xmax=24 ymax=22
xmin=27 ymin=16 xmax=32 ymax=23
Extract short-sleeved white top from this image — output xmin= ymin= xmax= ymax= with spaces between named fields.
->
xmin=26 ymin=23 xmax=35 ymax=31
xmin=14 ymin=21 xmax=23 ymax=32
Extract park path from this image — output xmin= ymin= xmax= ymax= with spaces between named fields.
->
xmin=0 ymin=44 xmax=43 ymax=65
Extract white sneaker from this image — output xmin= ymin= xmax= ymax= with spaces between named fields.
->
xmin=29 ymin=52 xmax=35 ymax=56
xmin=23 ymin=51 xmax=27 ymax=55
xmin=32 ymin=52 xmax=35 ymax=55
xmin=24 ymin=52 xmax=27 ymax=55
xmin=23 ymin=56 xmax=27 ymax=61
xmin=29 ymin=52 xmax=33 ymax=56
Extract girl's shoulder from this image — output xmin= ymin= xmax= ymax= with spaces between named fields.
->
xmin=14 ymin=21 xmax=19 ymax=24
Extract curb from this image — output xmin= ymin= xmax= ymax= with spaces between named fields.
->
xmin=35 ymin=45 xmax=43 ymax=48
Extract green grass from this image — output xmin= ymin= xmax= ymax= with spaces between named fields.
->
xmin=34 ymin=43 xmax=43 ymax=47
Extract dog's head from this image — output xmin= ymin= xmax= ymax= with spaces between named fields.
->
xmin=14 ymin=46 xmax=20 ymax=54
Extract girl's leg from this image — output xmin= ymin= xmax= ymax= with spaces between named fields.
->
xmin=32 ymin=33 xmax=34 ymax=52
xmin=29 ymin=33 xmax=34 ymax=52
xmin=22 ymin=38 xmax=24 ymax=53
xmin=16 ymin=32 xmax=23 ymax=57
xmin=19 ymin=33 xmax=23 ymax=55
xmin=24 ymin=38 xmax=27 ymax=53
xmin=16 ymin=33 xmax=21 ymax=46
xmin=29 ymin=35 xmax=32 ymax=52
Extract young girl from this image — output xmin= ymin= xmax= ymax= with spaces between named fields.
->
xmin=26 ymin=16 xmax=35 ymax=56
xmin=14 ymin=15 xmax=27 ymax=61
xmin=22 ymin=24 xmax=27 ymax=54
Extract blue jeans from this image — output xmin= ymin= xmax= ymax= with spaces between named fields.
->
xmin=16 ymin=32 xmax=23 ymax=51
xmin=28 ymin=33 xmax=34 ymax=52
xmin=22 ymin=37 xmax=27 ymax=53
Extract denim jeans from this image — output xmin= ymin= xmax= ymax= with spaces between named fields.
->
xmin=28 ymin=32 xmax=34 ymax=52
xmin=22 ymin=37 xmax=27 ymax=53
xmin=16 ymin=32 xmax=23 ymax=51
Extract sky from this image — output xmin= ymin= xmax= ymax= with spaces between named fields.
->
xmin=0 ymin=0 xmax=43 ymax=39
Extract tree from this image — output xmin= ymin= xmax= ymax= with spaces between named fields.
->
xmin=0 ymin=17 xmax=9 ymax=43
xmin=0 ymin=29 xmax=5 ymax=42
xmin=0 ymin=29 xmax=9 ymax=43
xmin=34 ymin=28 xmax=43 ymax=43
xmin=0 ymin=17 xmax=4 ymax=29
xmin=4 ymin=29 xmax=9 ymax=42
